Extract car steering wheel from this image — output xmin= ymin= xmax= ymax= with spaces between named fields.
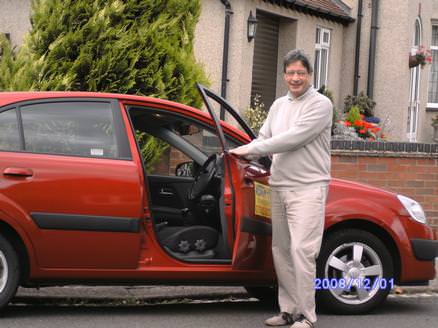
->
xmin=188 ymin=154 xmax=218 ymax=201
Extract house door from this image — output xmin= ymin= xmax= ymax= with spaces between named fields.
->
xmin=250 ymin=11 xmax=280 ymax=110
xmin=407 ymin=17 xmax=422 ymax=142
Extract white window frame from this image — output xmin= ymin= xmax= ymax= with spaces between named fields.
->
xmin=407 ymin=17 xmax=422 ymax=142
xmin=427 ymin=24 xmax=438 ymax=108
xmin=314 ymin=27 xmax=331 ymax=90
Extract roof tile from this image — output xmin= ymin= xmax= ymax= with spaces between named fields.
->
xmin=263 ymin=0 xmax=353 ymax=24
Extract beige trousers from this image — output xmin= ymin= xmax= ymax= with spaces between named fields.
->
xmin=271 ymin=186 xmax=327 ymax=324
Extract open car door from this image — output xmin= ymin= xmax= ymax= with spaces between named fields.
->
xmin=197 ymin=84 xmax=273 ymax=271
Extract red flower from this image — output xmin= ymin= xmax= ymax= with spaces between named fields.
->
xmin=359 ymin=129 xmax=366 ymax=134
xmin=363 ymin=122 xmax=373 ymax=129
xmin=344 ymin=121 xmax=351 ymax=126
xmin=354 ymin=120 xmax=364 ymax=127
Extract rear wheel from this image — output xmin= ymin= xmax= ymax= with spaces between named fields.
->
xmin=316 ymin=229 xmax=393 ymax=314
xmin=0 ymin=234 xmax=20 ymax=310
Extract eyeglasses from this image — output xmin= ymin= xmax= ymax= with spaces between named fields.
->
xmin=285 ymin=70 xmax=308 ymax=77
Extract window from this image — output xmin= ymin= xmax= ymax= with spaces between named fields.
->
xmin=0 ymin=108 xmax=20 ymax=151
xmin=407 ymin=18 xmax=422 ymax=142
xmin=129 ymin=108 xmax=239 ymax=177
xmin=20 ymin=101 xmax=119 ymax=158
xmin=181 ymin=127 xmax=238 ymax=156
xmin=427 ymin=25 xmax=438 ymax=107
xmin=314 ymin=27 xmax=331 ymax=90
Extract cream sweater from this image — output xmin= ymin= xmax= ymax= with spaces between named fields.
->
xmin=246 ymin=86 xmax=333 ymax=190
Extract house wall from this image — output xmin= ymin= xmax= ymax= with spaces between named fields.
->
xmin=193 ymin=0 xmax=224 ymax=100
xmin=0 ymin=0 xmax=31 ymax=46
xmin=195 ymin=0 xmax=347 ymax=115
xmin=3 ymin=0 xmax=438 ymax=143
xmin=338 ymin=0 xmax=438 ymax=144
xmin=372 ymin=0 xmax=410 ymax=142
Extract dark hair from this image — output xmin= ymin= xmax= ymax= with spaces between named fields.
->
xmin=283 ymin=49 xmax=313 ymax=74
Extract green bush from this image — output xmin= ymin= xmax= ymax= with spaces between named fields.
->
xmin=0 ymin=0 xmax=207 ymax=107
xmin=345 ymin=105 xmax=362 ymax=123
xmin=344 ymin=91 xmax=376 ymax=117
xmin=244 ymin=94 xmax=268 ymax=135
xmin=0 ymin=0 xmax=208 ymax=165
xmin=136 ymin=131 xmax=169 ymax=172
xmin=317 ymin=85 xmax=338 ymax=135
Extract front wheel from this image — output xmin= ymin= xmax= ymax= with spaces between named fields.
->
xmin=0 ymin=234 xmax=20 ymax=310
xmin=316 ymin=229 xmax=394 ymax=314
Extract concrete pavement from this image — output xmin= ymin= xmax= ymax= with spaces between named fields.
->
xmin=13 ymin=284 xmax=438 ymax=306
xmin=13 ymin=286 xmax=250 ymax=306
xmin=12 ymin=262 xmax=438 ymax=305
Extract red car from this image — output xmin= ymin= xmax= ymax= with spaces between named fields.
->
xmin=0 ymin=85 xmax=437 ymax=314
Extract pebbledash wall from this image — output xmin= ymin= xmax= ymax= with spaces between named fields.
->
xmin=331 ymin=141 xmax=438 ymax=234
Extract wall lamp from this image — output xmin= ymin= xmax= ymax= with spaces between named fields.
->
xmin=247 ymin=10 xmax=258 ymax=42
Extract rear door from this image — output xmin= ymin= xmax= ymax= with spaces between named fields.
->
xmin=0 ymin=98 xmax=143 ymax=269
xmin=197 ymin=84 xmax=272 ymax=270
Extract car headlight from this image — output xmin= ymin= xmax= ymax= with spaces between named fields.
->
xmin=397 ymin=194 xmax=427 ymax=224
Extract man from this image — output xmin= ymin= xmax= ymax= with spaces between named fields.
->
xmin=230 ymin=49 xmax=332 ymax=328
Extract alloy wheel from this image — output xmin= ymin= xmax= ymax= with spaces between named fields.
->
xmin=324 ymin=241 xmax=383 ymax=305
xmin=0 ymin=250 xmax=8 ymax=293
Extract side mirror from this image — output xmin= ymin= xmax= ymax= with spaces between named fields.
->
xmin=175 ymin=161 xmax=194 ymax=177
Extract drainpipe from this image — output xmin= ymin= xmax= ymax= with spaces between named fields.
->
xmin=353 ymin=0 xmax=363 ymax=96
xmin=220 ymin=0 xmax=233 ymax=120
xmin=367 ymin=0 xmax=379 ymax=99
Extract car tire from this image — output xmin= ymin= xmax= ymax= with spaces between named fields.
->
xmin=316 ymin=229 xmax=393 ymax=314
xmin=0 ymin=234 xmax=20 ymax=310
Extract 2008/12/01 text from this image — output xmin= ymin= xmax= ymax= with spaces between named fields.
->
xmin=314 ymin=278 xmax=394 ymax=290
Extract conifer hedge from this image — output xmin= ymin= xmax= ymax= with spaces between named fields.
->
xmin=0 ymin=0 xmax=207 ymax=108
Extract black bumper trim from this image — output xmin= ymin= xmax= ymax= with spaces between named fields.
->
xmin=410 ymin=239 xmax=438 ymax=261
xmin=241 ymin=217 xmax=272 ymax=236
xmin=31 ymin=212 xmax=141 ymax=233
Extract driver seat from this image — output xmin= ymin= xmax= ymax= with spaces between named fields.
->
xmin=156 ymin=225 xmax=219 ymax=259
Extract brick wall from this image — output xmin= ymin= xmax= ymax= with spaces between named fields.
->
xmin=151 ymin=147 xmax=191 ymax=176
xmin=331 ymin=141 xmax=438 ymax=233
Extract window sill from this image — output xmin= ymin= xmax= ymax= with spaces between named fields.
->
xmin=426 ymin=103 xmax=438 ymax=111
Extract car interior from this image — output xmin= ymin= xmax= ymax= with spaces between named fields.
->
xmin=128 ymin=107 xmax=238 ymax=263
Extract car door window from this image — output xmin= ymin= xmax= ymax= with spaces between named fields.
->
xmin=180 ymin=124 xmax=238 ymax=156
xmin=130 ymin=108 xmax=240 ymax=177
xmin=20 ymin=101 xmax=119 ymax=158
xmin=136 ymin=130 xmax=188 ymax=176
xmin=0 ymin=108 xmax=20 ymax=151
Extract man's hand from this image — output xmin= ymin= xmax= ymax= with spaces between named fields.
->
xmin=229 ymin=145 xmax=251 ymax=157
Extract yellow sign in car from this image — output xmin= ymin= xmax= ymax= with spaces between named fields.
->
xmin=254 ymin=181 xmax=271 ymax=218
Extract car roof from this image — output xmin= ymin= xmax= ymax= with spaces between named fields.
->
xmin=0 ymin=91 xmax=251 ymax=142
xmin=0 ymin=91 xmax=178 ymax=108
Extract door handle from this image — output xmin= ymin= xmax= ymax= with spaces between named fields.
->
xmin=159 ymin=188 xmax=174 ymax=196
xmin=3 ymin=167 xmax=34 ymax=177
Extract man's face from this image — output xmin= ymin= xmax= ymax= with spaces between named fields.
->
xmin=284 ymin=61 xmax=312 ymax=98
